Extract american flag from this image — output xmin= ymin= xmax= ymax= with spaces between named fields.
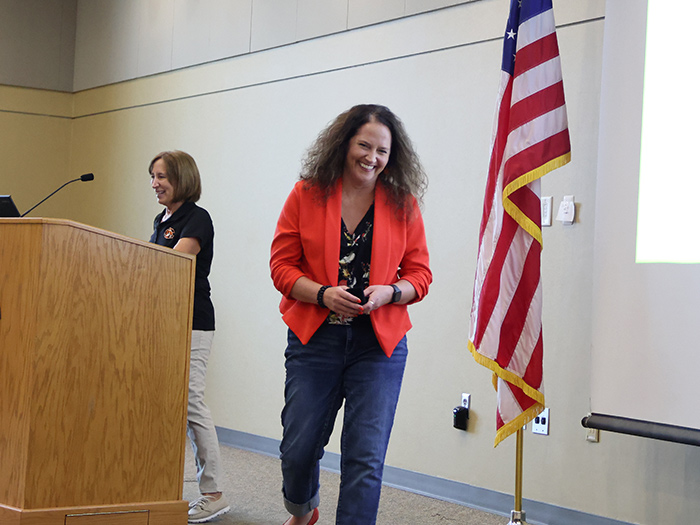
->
xmin=468 ymin=0 xmax=571 ymax=446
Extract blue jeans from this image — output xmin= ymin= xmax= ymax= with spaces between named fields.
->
xmin=280 ymin=319 xmax=408 ymax=525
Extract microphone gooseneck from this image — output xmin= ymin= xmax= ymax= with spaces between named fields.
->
xmin=21 ymin=173 xmax=95 ymax=217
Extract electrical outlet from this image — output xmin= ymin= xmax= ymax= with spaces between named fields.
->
xmin=586 ymin=428 xmax=600 ymax=443
xmin=532 ymin=408 xmax=549 ymax=435
xmin=454 ymin=393 xmax=470 ymax=431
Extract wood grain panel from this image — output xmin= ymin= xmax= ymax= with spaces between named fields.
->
xmin=65 ymin=510 xmax=148 ymax=524
xmin=0 ymin=222 xmax=43 ymax=507
xmin=0 ymin=219 xmax=194 ymax=518
xmin=0 ymin=503 xmax=21 ymax=525
xmin=1 ymin=500 xmax=187 ymax=525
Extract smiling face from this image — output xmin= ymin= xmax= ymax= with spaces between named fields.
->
xmin=150 ymin=158 xmax=179 ymax=211
xmin=342 ymin=119 xmax=392 ymax=189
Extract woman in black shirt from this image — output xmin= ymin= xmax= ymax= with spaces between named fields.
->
xmin=149 ymin=150 xmax=229 ymax=524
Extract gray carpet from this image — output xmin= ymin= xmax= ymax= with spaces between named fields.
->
xmin=183 ymin=443 xmax=506 ymax=524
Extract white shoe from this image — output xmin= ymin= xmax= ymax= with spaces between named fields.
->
xmin=188 ymin=495 xmax=231 ymax=523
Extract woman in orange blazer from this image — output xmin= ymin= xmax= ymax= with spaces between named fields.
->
xmin=270 ymin=104 xmax=432 ymax=525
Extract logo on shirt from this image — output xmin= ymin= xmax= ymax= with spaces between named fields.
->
xmin=164 ymin=227 xmax=175 ymax=240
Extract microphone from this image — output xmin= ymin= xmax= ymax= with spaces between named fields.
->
xmin=21 ymin=173 xmax=95 ymax=217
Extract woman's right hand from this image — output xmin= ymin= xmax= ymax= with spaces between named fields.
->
xmin=322 ymin=286 xmax=364 ymax=317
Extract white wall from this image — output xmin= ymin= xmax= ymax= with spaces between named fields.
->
xmin=4 ymin=1 xmax=700 ymax=524
xmin=73 ymin=0 xmax=475 ymax=91
xmin=0 ymin=0 xmax=474 ymax=92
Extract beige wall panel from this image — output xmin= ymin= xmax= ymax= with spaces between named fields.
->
xmin=0 ymin=0 xmax=488 ymax=93
xmin=74 ymin=0 xmax=141 ymax=91
xmin=58 ymin=0 xmax=79 ymax=91
xmin=0 ymin=0 xmax=76 ymax=91
xmin=297 ymin=0 xmax=348 ymax=41
xmin=0 ymin=85 xmax=73 ymax=118
xmin=136 ymin=0 xmax=175 ymax=77
xmin=70 ymin=1 xmax=509 ymax=119
xmin=406 ymin=0 xmax=472 ymax=15
xmin=250 ymin=0 xmax=298 ymax=51
xmin=0 ymin=102 xmax=72 ymax=219
xmin=172 ymin=0 xmax=252 ymax=68
xmin=348 ymin=0 xmax=404 ymax=28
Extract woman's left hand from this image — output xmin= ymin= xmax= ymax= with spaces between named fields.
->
xmin=362 ymin=285 xmax=395 ymax=314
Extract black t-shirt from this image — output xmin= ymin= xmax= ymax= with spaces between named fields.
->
xmin=150 ymin=201 xmax=215 ymax=330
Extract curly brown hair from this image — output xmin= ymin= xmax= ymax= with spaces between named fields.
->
xmin=300 ymin=104 xmax=427 ymax=216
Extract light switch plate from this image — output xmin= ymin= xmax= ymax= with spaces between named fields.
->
xmin=541 ymin=196 xmax=553 ymax=226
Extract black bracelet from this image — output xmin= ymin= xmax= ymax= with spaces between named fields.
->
xmin=317 ymin=285 xmax=331 ymax=308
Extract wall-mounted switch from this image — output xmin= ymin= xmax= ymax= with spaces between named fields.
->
xmin=541 ymin=196 xmax=553 ymax=227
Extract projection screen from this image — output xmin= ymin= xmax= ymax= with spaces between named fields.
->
xmin=590 ymin=0 xmax=700 ymax=438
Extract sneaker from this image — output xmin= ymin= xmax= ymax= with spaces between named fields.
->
xmin=188 ymin=495 xmax=231 ymax=523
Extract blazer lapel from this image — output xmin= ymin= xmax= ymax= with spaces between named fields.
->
xmin=324 ymin=180 xmax=343 ymax=285
xmin=371 ymin=183 xmax=393 ymax=284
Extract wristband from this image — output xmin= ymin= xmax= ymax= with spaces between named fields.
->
xmin=317 ymin=285 xmax=331 ymax=308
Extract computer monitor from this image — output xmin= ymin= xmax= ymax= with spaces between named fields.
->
xmin=0 ymin=195 xmax=21 ymax=217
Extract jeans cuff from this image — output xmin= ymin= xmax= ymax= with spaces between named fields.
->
xmin=283 ymin=491 xmax=320 ymax=517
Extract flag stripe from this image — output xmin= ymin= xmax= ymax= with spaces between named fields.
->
xmin=514 ymin=33 xmax=560 ymax=77
xmin=473 ymin=214 xmax=519 ymax=348
xmin=512 ymin=56 xmax=564 ymax=105
xmin=522 ymin=328 xmax=544 ymax=386
xmin=479 ymin=75 xmax=514 ymax=240
xmin=476 ymin=225 xmax=533 ymax=362
xmin=504 ymin=128 xmax=571 ymax=190
xmin=509 ymin=81 xmax=566 ymax=132
xmin=497 ymin=242 xmax=541 ymax=367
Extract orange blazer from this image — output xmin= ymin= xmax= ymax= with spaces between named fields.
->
xmin=270 ymin=179 xmax=432 ymax=357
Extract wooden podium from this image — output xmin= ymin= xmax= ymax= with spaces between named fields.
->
xmin=0 ymin=219 xmax=195 ymax=525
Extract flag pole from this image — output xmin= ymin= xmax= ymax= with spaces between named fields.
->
xmin=507 ymin=428 xmax=527 ymax=524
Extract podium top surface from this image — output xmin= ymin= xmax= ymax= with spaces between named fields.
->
xmin=0 ymin=217 xmax=194 ymax=260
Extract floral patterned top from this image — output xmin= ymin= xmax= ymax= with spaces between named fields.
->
xmin=327 ymin=204 xmax=374 ymax=325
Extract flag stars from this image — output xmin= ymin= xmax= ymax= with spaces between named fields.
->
xmin=507 ymin=29 xmax=516 ymax=39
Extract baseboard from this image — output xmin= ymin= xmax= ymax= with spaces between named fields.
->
xmin=216 ymin=427 xmax=630 ymax=525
